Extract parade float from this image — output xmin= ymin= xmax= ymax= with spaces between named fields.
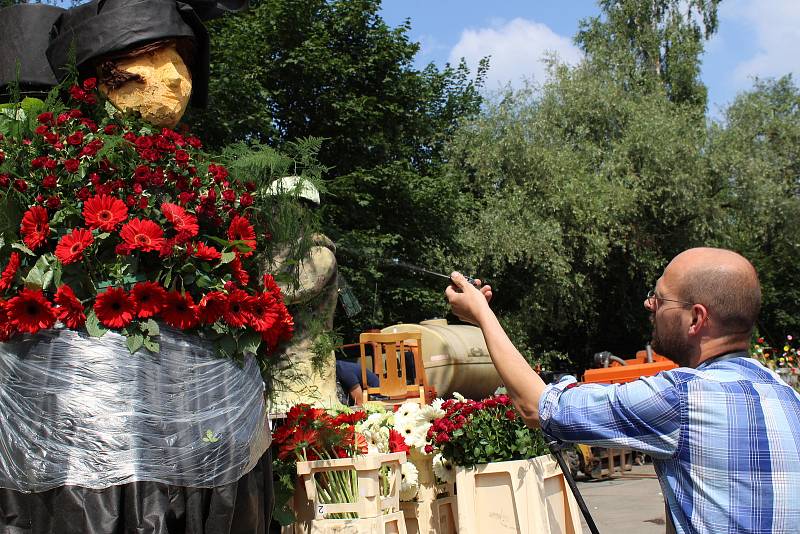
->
xmin=0 ymin=1 xmax=324 ymax=532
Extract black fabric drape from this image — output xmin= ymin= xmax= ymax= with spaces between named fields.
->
xmin=0 ymin=450 xmax=273 ymax=534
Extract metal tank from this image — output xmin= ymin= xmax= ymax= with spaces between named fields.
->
xmin=381 ymin=319 xmax=502 ymax=399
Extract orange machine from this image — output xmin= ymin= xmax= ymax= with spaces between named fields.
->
xmin=582 ymin=349 xmax=677 ymax=384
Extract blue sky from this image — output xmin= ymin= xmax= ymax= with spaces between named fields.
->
xmin=380 ymin=0 xmax=800 ymax=117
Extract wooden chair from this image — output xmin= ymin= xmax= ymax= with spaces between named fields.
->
xmin=360 ymin=331 xmax=428 ymax=407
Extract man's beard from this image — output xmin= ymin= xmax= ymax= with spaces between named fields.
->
xmin=651 ymin=314 xmax=692 ymax=367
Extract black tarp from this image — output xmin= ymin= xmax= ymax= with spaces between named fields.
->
xmin=0 ymin=449 xmax=274 ymax=534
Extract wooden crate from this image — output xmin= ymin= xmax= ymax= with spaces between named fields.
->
xmin=286 ymin=511 xmax=407 ymax=534
xmin=399 ymin=449 xmax=458 ymax=534
xmin=454 ymin=454 xmax=582 ymax=534
xmin=295 ymin=452 xmax=406 ymax=521
xmin=400 ymin=496 xmax=457 ymax=534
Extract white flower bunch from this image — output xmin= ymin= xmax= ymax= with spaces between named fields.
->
xmin=400 ymin=461 xmax=420 ymax=501
xmin=432 ymin=453 xmax=455 ymax=484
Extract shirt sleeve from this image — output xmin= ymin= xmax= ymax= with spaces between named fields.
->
xmin=538 ymin=373 xmax=682 ymax=459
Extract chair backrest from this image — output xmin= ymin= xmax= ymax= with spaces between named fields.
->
xmin=360 ymin=331 xmax=422 ymax=399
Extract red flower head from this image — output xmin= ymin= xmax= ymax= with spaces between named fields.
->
xmin=54 ymin=285 xmax=86 ymax=329
xmin=388 ymin=429 xmax=410 ymax=453
xmin=120 ymin=218 xmax=164 ymax=253
xmin=248 ymin=292 xmax=278 ymax=333
xmin=229 ymin=253 xmax=250 ymax=286
xmin=262 ymin=273 xmax=282 ymax=298
xmin=227 ymin=215 xmax=256 ymax=257
xmin=197 ymin=291 xmax=226 ymax=324
xmin=131 ymin=282 xmax=167 ymax=319
xmin=160 ymin=202 xmax=198 ymax=242
xmin=0 ymin=300 xmax=16 ymax=341
xmin=223 ymin=289 xmax=253 ymax=328
xmin=7 ymin=288 xmax=56 ymax=334
xmin=191 ymin=242 xmax=222 ymax=262
xmin=66 ymin=131 xmax=84 ymax=146
xmin=0 ymin=252 xmax=21 ymax=293
xmin=161 ymin=290 xmax=198 ymax=330
xmin=83 ymin=194 xmax=129 ymax=231
xmin=20 ymin=206 xmax=50 ymax=250
xmin=64 ymin=158 xmax=80 ymax=173
xmin=94 ymin=287 xmax=136 ymax=329
xmin=55 ymin=228 xmax=93 ymax=265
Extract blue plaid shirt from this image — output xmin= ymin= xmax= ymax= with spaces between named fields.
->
xmin=539 ymin=356 xmax=800 ymax=534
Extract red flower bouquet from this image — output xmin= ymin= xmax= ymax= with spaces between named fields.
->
xmin=0 ymin=80 xmax=293 ymax=360
xmin=424 ymin=394 xmax=550 ymax=467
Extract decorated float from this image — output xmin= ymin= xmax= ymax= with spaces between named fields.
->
xmin=0 ymin=1 xmax=328 ymax=532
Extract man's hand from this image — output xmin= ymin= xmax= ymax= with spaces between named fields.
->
xmin=445 ymin=271 xmax=493 ymax=325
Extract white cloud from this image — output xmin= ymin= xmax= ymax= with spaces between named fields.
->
xmin=725 ymin=0 xmax=800 ymax=84
xmin=448 ymin=18 xmax=582 ymax=90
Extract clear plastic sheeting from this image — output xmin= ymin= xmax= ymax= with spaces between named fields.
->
xmin=0 ymin=326 xmax=270 ymax=492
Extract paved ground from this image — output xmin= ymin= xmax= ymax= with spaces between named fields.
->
xmin=577 ymin=464 xmax=667 ymax=533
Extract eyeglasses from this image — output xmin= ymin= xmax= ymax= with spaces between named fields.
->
xmin=645 ymin=289 xmax=692 ymax=308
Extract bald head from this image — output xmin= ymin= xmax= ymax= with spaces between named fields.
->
xmin=665 ymin=248 xmax=761 ymax=338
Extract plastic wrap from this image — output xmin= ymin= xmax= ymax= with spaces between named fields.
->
xmin=0 ymin=326 xmax=270 ymax=492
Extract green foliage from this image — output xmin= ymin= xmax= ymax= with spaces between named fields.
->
xmin=188 ymin=0 xmax=486 ymax=341
xmin=576 ymin=0 xmax=720 ymax=108
xmin=706 ymin=77 xmax=800 ymax=340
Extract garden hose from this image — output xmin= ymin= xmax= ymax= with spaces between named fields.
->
xmin=548 ymin=441 xmax=600 ymax=534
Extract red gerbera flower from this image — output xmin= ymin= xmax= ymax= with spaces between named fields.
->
xmin=20 ymin=206 xmax=50 ymax=250
xmin=161 ymin=290 xmax=198 ymax=330
xmin=226 ymin=215 xmax=256 ymax=256
xmin=94 ymin=287 xmax=135 ymax=329
xmin=131 ymin=282 xmax=166 ymax=318
xmin=262 ymin=273 xmax=283 ymax=298
xmin=161 ymin=202 xmax=199 ymax=242
xmin=54 ymin=285 xmax=86 ymax=329
xmin=223 ymin=289 xmax=253 ymax=328
xmin=0 ymin=300 xmax=17 ymax=341
xmin=190 ymin=242 xmax=221 ymax=262
xmin=7 ymin=288 xmax=56 ymax=334
xmin=248 ymin=292 xmax=279 ymax=333
xmin=229 ymin=253 xmax=250 ymax=286
xmin=54 ymin=228 xmax=93 ymax=265
xmin=83 ymin=194 xmax=128 ymax=231
xmin=388 ymin=429 xmax=410 ymax=453
xmin=0 ymin=252 xmax=21 ymax=293
xmin=119 ymin=218 xmax=164 ymax=253
xmin=197 ymin=291 xmax=226 ymax=324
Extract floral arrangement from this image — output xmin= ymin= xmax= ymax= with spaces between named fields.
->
xmin=356 ymin=400 xmax=448 ymax=500
xmin=0 ymin=80 xmax=293 ymax=359
xmin=272 ymin=404 xmax=372 ymax=520
xmin=423 ymin=393 xmax=550 ymax=468
xmin=751 ymin=335 xmax=799 ymax=390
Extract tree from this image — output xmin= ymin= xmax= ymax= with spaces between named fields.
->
xmin=706 ymin=77 xmax=800 ymax=341
xmin=188 ymin=0 xmax=485 ymax=338
xmin=447 ymin=62 xmax=716 ymax=367
xmin=576 ymin=0 xmax=720 ymax=108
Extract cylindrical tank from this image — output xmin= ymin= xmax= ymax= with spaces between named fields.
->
xmin=381 ymin=319 xmax=501 ymax=399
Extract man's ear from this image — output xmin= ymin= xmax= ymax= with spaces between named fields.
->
xmin=688 ymin=304 xmax=709 ymax=335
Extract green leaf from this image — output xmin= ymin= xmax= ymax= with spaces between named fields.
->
xmin=95 ymin=232 xmax=111 ymax=240
xmin=220 ymin=251 xmax=236 ymax=265
xmin=126 ymin=333 xmax=144 ymax=354
xmin=218 ymin=334 xmax=237 ymax=358
xmin=142 ymin=319 xmax=160 ymax=337
xmin=11 ymin=242 xmax=34 ymax=256
xmin=238 ymin=330 xmax=262 ymax=356
xmin=143 ymin=337 xmax=160 ymax=353
xmin=22 ymin=254 xmax=54 ymax=290
xmin=85 ymin=310 xmax=108 ymax=338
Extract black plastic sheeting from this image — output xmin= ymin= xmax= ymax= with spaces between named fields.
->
xmin=0 ymin=449 xmax=274 ymax=534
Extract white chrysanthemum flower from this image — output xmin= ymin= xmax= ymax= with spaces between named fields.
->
xmin=404 ymin=425 xmax=428 ymax=450
xmin=400 ymin=461 xmax=419 ymax=501
xmin=431 ymin=398 xmax=444 ymax=412
xmin=452 ymin=392 xmax=466 ymax=401
xmin=360 ymin=424 xmax=390 ymax=454
xmin=432 ymin=453 xmax=456 ymax=484
xmin=419 ymin=404 xmax=445 ymax=423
